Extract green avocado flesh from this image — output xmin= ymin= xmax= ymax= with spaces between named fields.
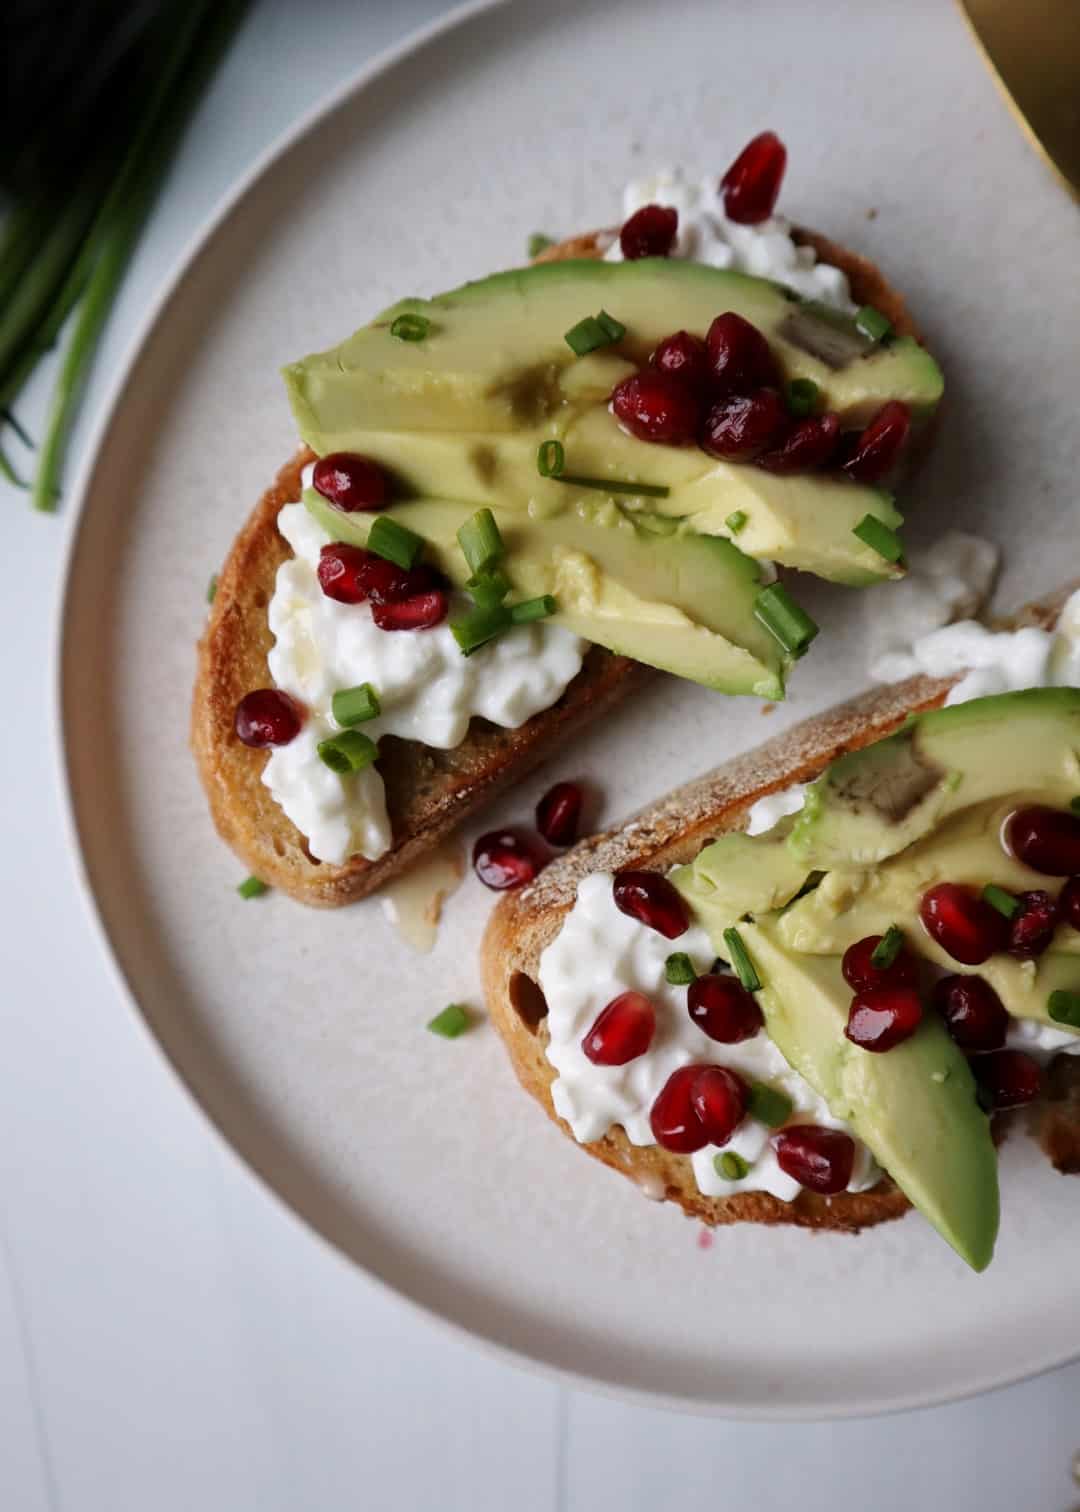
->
xmin=671 ymin=690 xmax=1080 ymax=1271
xmin=284 ymin=258 xmax=944 ymax=695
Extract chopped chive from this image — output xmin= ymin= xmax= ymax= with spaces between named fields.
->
xmin=715 ymin=1151 xmax=750 ymax=1180
xmin=528 ymin=232 xmax=555 ymax=259
xmin=746 ymin=1082 xmax=793 ymax=1128
xmin=564 ymin=309 xmax=626 ymax=356
xmin=855 ymin=305 xmax=892 ymax=343
xmin=237 ymin=875 xmax=269 ymax=899
xmin=509 ymin=595 xmax=556 ymax=624
xmin=870 ymin=925 xmax=905 ymax=969
xmin=722 ymin=927 xmax=761 ymax=992
xmin=786 ymin=378 xmax=819 ymax=417
xmin=536 ymin=438 xmax=669 ymax=498
xmin=1048 ymin=991 xmax=1080 ymax=1028
xmin=467 ymin=566 xmax=511 ymax=610
xmin=390 ymin=312 xmax=429 ymax=342
xmin=597 ymin=309 xmax=626 ymax=340
xmin=1070 ymin=797 xmax=1080 ymax=816
xmin=331 ymin=682 xmax=381 ymax=727
xmin=982 ymin=884 xmax=1020 ymax=920
xmin=725 ymin=509 xmax=748 ymax=534
xmin=316 ymin=730 xmax=378 ymax=775
xmin=664 ymin=951 xmax=696 ymax=985
xmin=537 ymin=438 xmax=565 ymax=477
xmin=853 ymin=513 xmax=904 ymax=563
xmin=367 ymin=515 xmax=423 ymax=570
xmin=206 ymin=573 xmax=218 ymax=604
xmin=457 ymin=507 xmax=504 ymax=574
xmin=753 ymin=584 xmax=819 ymax=660
xmin=451 ymin=602 xmax=512 ymax=655
xmin=427 ymin=1003 xmax=471 ymax=1038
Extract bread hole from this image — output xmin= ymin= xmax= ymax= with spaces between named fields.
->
xmin=253 ymin=590 xmax=267 ymax=609
xmin=508 ymin=972 xmax=548 ymax=1034
xmin=272 ymin=838 xmax=286 ymax=858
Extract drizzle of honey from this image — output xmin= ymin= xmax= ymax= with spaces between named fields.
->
xmin=380 ymin=839 xmax=464 ymax=953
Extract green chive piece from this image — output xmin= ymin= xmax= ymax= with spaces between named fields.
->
xmin=1070 ymin=797 xmax=1080 ymax=816
xmin=597 ymin=309 xmax=626 ymax=340
xmin=427 ymin=1003 xmax=471 ymax=1038
xmin=509 ymin=595 xmax=557 ymax=624
xmin=725 ymin=509 xmax=748 ymax=534
xmin=870 ymin=925 xmax=905 ymax=969
xmin=367 ymin=515 xmax=423 ymax=569
xmin=564 ymin=309 xmax=626 ymax=356
xmin=237 ymin=876 xmax=269 ymax=899
xmin=746 ymin=1082 xmax=793 ymax=1128
xmin=331 ymin=682 xmax=381 ymax=727
xmin=457 ymin=507 xmax=504 ymax=574
xmin=722 ymin=927 xmax=761 ymax=992
xmin=664 ymin=952 xmax=696 ymax=986
xmin=855 ymin=305 xmax=892 ymax=343
xmin=467 ymin=567 xmax=512 ymax=610
xmin=786 ymin=378 xmax=819 ymax=417
xmin=982 ymin=884 xmax=1020 ymax=920
xmin=853 ymin=513 xmax=904 ymax=563
xmin=536 ymin=437 xmax=669 ymax=497
xmin=715 ymin=1151 xmax=750 ymax=1180
xmin=753 ymin=584 xmax=819 ymax=660
xmin=451 ymin=603 xmax=512 ymax=656
xmin=316 ymin=730 xmax=378 ymax=775
xmin=206 ymin=573 xmax=218 ymax=604
xmin=390 ymin=312 xmax=429 ymax=342
xmin=537 ymin=438 xmax=566 ymax=477
xmin=1049 ymin=990 xmax=1080 ymax=1028
xmin=528 ymin=233 xmax=555 ymax=259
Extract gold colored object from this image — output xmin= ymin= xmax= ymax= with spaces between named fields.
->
xmin=957 ymin=0 xmax=1080 ymax=200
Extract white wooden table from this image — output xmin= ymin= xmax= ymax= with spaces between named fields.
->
xmin=3 ymin=3 xmax=1079 ymax=1507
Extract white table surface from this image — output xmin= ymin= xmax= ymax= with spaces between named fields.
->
xmin=3 ymin=3 xmax=1080 ymax=1508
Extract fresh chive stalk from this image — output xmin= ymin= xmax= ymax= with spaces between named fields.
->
xmin=467 ymin=567 xmax=511 ymax=610
xmin=786 ymin=378 xmax=819 ymax=417
xmin=747 ymin=1083 xmax=793 ymax=1128
xmin=528 ymin=233 xmax=555 ymax=259
xmin=537 ymin=437 xmax=669 ymax=498
xmin=853 ymin=513 xmax=904 ymax=563
xmin=715 ymin=1151 xmax=750 ymax=1180
xmin=855 ymin=305 xmax=892 ymax=343
xmin=664 ymin=952 xmax=696 ymax=986
xmin=367 ymin=515 xmax=424 ymax=569
xmin=390 ymin=312 xmax=430 ymax=342
xmin=237 ymin=876 xmax=269 ymax=899
xmin=725 ymin=509 xmax=748 ymax=534
xmin=870 ymin=925 xmax=905 ymax=969
xmin=1048 ymin=991 xmax=1080 ymax=1028
xmin=982 ymin=885 xmax=1020 ymax=921
xmin=564 ymin=309 xmax=626 ymax=356
xmin=206 ymin=573 xmax=218 ymax=604
xmin=316 ymin=730 xmax=378 ymax=775
xmin=427 ymin=1003 xmax=471 ymax=1038
xmin=509 ymin=595 xmax=556 ymax=624
xmin=722 ymin=927 xmax=761 ymax=992
xmin=331 ymin=683 xmax=381 ymax=727
xmin=451 ymin=603 xmax=512 ymax=655
xmin=753 ymin=584 xmax=819 ymax=659
xmin=457 ymin=507 xmax=504 ymax=574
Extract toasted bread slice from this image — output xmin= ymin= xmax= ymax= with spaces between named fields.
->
xmin=192 ymin=225 xmax=923 ymax=905
xmin=481 ymin=581 xmax=1080 ymax=1233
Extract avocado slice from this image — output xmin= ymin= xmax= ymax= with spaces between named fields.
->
xmin=672 ymin=825 xmax=813 ymax=922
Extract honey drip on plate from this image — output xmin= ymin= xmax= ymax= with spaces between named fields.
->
xmin=380 ymin=840 xmax=464 ymax=953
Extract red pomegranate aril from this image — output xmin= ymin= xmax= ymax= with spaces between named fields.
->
xmin=610 ymin=370 xmax=700 ymax=445
xmin=933 ymin=975 xmax=1009 ymax=1053
xmin=842 ymin=401 xmax=911 ymax=485
xmin=472 ymin=829 xmax=547 ymax=891
xmin=720 ymin=131 xmax=787 ymax=225
xmin=649 ymin=1065 xmax=708 ymax=1153
xmin=619 ymin=203 xmax=678 ymax=260
xmin=1059 ymin=876 xmax=1080 ymax=931
xmin=1008 ymin=889 xmax=1059 ymax=958
xmin=317 ymin=543 xmax=376 ymax=604
xmin=756 ymin=412 xmax=840 ymax=474
xmin=582 ymin=991 xmax=655 ymax=1066
xmin=536 ymin=781 xmax=583 ymax=847
xmin=705 ymin=311 xmax=779 ymax=395
xmin=772 ymin=1125 xmax=855 ymax=1195
xmin=612 ymin=870 xmax=689 ymax=939
xmin=234 ymin=688 xmax=303 ymax=748
xmin=687 ymin=973 xmax=763 ymax=1043
xmin=650 ymin=330 xmax=711 ymax=390
xmin=845 ymin=985 xmax=923 ymax=1052
xmin=920 ymin=882 xmax=1008 ymax=965
xmin=312 ymin=452 xmax=388 ymax=512
xmin=690 ymin=1066 xmax=749 ymax=1146
xmin=971 ymin=1049 xmax=1043 ymax=1110
xmin=370 ymin=590 xmax=448 ymax=631
xmin=699 ymin=388 xmax=787 ymax=462
xmin=841 ymin=934 xmax=918 ymax=991
xmin=1005 ymin=805 xmax=1080 ymax=876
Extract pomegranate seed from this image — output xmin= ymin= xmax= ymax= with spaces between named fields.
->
xmin=612 ymin=870 xmax=689 ymax=939
xmin=690 ymin=1066 xmax=748 ymax=1145
xmin=842 ymin=401 xmax=912 ymax=485
xmin=756 ymin=412 xmax=840 ymax=474
xmin=582 ymin=991 xmax=655 ymax=1066
xmin=649 ymin=1065 xmax=708 ymax=1152
xmin=772 ymin=1125 xmax=855 ymax=1195
xmin=699 ymin=388 xmax=787 ymax=462
xmin=650 ymin=330 xmax=710 ymax=390
xmin=1008 ymin=889 xmax=1059 ymax=958
xmin=312 ymin=452 xmax=388 ymax=512
xmin=317 ymin=543 xmax=377 ymax=604
xmin=1059 ymin=876 xmax=1080 ymax=930
xmin=371 ymin=590 xmax=448 ymax=631
xmin=234 ymin=688 xmax=303 ymax=748
xmin=705 ymin=311 xmax=779 ymax=395
xmin=536 ymin=781 xmax=583 ymax=847
xmin=841 ymin=934 xmax=918 ymax=991
xmin=720 ymin=131 xmax=787 ymax=225
xmin=472 ymin=829 xmax=547 ymax=891
xmin=971 ymin=1049 xmax=1043 ymax=1110
xmin=610 ymin=370 xmax=700 ymax=445
xmin=619 ymin=203 xmax=678 ymax=260
xmin=1005 ymin=805 xmax=1080 ymax=876
xmin=845 ymin=985 xmax=923 ymax=1052
xmin=687 ymin=973 xmax=763 ymax=1042
xmin=933 ymin=975 xmax=1008 ymax=1053
xmin=920 ymin=882 xmax=1008 ymax=965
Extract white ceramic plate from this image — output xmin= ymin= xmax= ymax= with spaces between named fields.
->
xmin=58 ymin=0 xmax=1080 ymax=1416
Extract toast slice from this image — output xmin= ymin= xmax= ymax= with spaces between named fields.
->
xmin=481 ymin=582 xmax=1080 ymax=1234
xmin=193 ymin=225 xmax=924 ymax=905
